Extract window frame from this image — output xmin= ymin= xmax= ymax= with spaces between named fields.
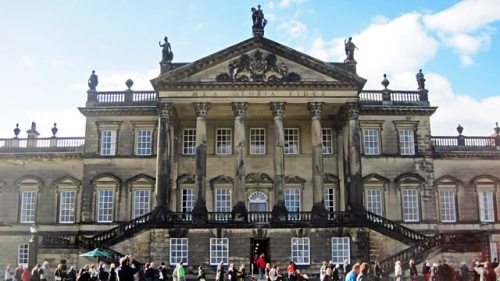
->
xmin=59 ymin=190 xmax=76 ymax=224
xmin=20 ymin=191 xmax=37 ymax=224
xmin=331 ymin=237 xmax=350 ymax=264
xmin=439 ymin=190 xmax=457 ymax=223
xmin=478 ymin=190 xmax=495 ymax=223
xmin=100 ymin=129 xmax=117 ymax=156
xmin=291 ymin=238 xmax=310 ymax=265
xmin=132 ymin=189 xmax=151 ymax=219
xmin=96 ymin=189 xmax=114 ymax=223
xmin=216 ymin=128 xmax=233 ymax=155
xmin=135 ymin=129 xmax=153 ymax=156
xmin=362 ymin=128 xmax=381 ymax=155
xmin=399 ymin=129 xmax=416 ymax=156
xmin=402 ymin=189 xmax=420 ymax=222
xmin=169 ymin=238 xmax=189 ymax=266
xmin=323 ymin=187 xmax=335 ymax=212
xmin=284 ymin=128 xmax=300 ymax=155
xmin=18 ymin=244 xmax=29 ymax=267
xmin=209 ymin=238 xmax=229 ymax=265
xmin=366 ymin=189 xmax=384 ymax=216
xmin=322 ymin=128 xmax=334 ymax=155
xmin=182 ymin=128 xmax=197 ymax=156
xmin=249 ymin=128 xmax=266 ymax=155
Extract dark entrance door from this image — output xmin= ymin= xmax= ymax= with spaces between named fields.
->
xmin=250 ymin=238 xmax=270 ymax=274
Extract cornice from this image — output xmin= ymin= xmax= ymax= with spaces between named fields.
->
xmin=432 ymin=152 xmax=500 ymax=159
xmin=360 ymin=105 xmax=438 ymax=116
xmin=156 ymin=81 xmax=359 ymax=91
xmin=78 ymin=107 xmax=158 ymax=117
xmin=0 ymin=152 xmax=83 ymax=160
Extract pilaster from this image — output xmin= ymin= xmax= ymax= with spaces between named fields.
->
xmin=232 ymin=102 xmax=248 ymax=207
xmin=270 ymin=102 xmax=286 ymax=209
xmin=193 ymin=102 xmax=210 ymax=219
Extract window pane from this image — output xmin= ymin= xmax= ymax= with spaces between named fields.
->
xmin=439 ymin=190 xmax=456 ymax=222
xmin=101 ymin=130 xmax=116 ymax=156
xmin=402 ymin=189 xmax=419 ymax=222
xmin=284 ymin=128 xmax=299 ymax=154
xmin=366 ymin=189 xmax=383 ymax=216
xmin=250 ymin=128 xmax=266 ymax=155
xmin=216 ymin=128 xmax=232 ymax=155
xmin=183 ymin=129 xmax=196 ymax=155
xmin=170 ymin=238 xmax=188 ymax=265
xmin=97 ymin=190 xmax=113 ymax=223
xmin=323 ymin=188 xmax=335 ymax=212
xmin=322 ymin=128 xmax=333 ymax=154
xmin=363 ymin=129 xmax=380 ymax=155
xmin=291 ymin=238 xmax=310 ymax=265
xmin=331 ymin=237 xmax=350 ymax=264
xmin=182 ymin=189 xmax=195 ymax=221
xmin=399 ymin=129 xmax=415 ymax=155
xmin=133 ymin=190 xmax=150 ymax=219
xmin=215 ymin=189 xmax=232 ymax=221
xmin=135 ymin=129 xmax=152 ymax=156
xmin=18 ymin=244 xmax=29 ymax=266
xmin=20 ymin=191 xmax=37 ymax=223
xmin=479 ymin=191 xmax=494 ymax=222
xmin=210 ymin=238 xmax=229 ymax=265
xmin=285 ymin=188 xmax=301 ymax=220
xmin=59 ymin=191 xmax=76 ymax=223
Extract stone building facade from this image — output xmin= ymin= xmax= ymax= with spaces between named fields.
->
xmin=1 ymin=25 xmax=500 ymax=276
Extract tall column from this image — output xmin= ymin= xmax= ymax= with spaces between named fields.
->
xmin=232 ymin=102 xmax=248 ymax=207
xmin=308 ymin=102 xmax=325 ymax=206
xmin=346 ymin=102 xmax=364 ymax=210
xmin=193 ymin=102 xmax=210 ymax=210
xmin=155 ymin=103 xmax=172 ymax=210
xmin=270 ymin=102 xmax=286 ymax=208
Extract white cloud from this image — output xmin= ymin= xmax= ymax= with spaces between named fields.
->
xmin=267 ymin=0 xmax=306 ymax=9
xmin=22 ymin=56 xmax=32 ymax=66
xmin=277 ymin=19 xmax=307 ymax=39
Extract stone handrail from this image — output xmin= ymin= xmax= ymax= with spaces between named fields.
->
xmin=87 ymin=90 xmax=157 ymax=106
xmin=359 ymin=90 xmax=429 ymax=106
xmin=0 ymin=137 xmax=84 ymax=153
xmin=363 ymin=211 xmax=427 ymax=243
xmin=431 ymin=136 xmax=499 ymax=152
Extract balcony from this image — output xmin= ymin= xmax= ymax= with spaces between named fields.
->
xmin=0 ymin=137 xmax=84 ymax=154
xmin=86 ymin=90 xmax=157 ymax=107
xmin=359 ymin=90 xmax=429 ymax=106
xmin=431 ymin=136 xmax=499 ymax=153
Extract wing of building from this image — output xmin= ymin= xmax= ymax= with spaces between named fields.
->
xmin=1 ymin=19 xmax=500 ymax=276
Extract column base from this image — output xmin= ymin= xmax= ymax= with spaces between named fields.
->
xmin=271 ymin=202 xmax=288 ymax=223
xmin=232 ymin=201 xmax=248 ymax=222
xmin=192 ymin=198 xmax=208 ymax=223
xmin=152 ymin=206 xmax=171 ymax=226
xmin=311 ymin=202 xmax=328 ymax=225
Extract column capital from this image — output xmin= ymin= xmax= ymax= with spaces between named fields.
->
xmin=193 ymin=102 xmax=210 ymax=117
xmin=232 ymin=102 xmax=248 ymax=117
xmin=307 ymin=102 xmax=324 ymax=118
xmin=270 ymin=102 xmax=286 ymax=117
xmin=158 ymin=103 xmax=172 ymax=120
xmin=346 ymin=102 xmax=359 ymax=120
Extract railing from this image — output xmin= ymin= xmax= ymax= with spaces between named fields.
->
xmin=87 ymin=91 xmax=157 ymax=106
xmin=432 ymin=136 xmax=498 ymax=152
xmin=248 ymin=212 xmax=272 ymax=223
xmin=359 ymin=90 xmax=428 ymax=106
xmin=92 ymin=211 xmax=155 ymax=245
xmin=364 ymin=211 xmax=427 ymax=242
xmin=0 ymin=137 xmax=84 ymax=153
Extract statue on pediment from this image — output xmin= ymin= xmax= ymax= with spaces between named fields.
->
xmin=344 ymin=37 xmax=358 ymax=62
xmin=88 ymin=70 xmax=98 ymax=91
xmin=251 ymin=5 xmax=267 ymax=29
xmin=159 ymin=36 xmax=173 ymax=63
xmin=416 ymin=69 xmax=426 ymax=90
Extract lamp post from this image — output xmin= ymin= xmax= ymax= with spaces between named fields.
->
xmin=30 ymin=224 xmax=38 ymax=268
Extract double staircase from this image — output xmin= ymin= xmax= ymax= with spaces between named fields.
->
xmin=39 ymin=208 xmax=487 ymax=274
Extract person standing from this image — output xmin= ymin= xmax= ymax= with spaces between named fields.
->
xmin=66 ymin=267 xmax=76 ymax=281
xmin=323 ymin=268 xmax=332 ymax=281
xmin=332 ymin=265 xmax=340 ymax=281
xmin=108 ymin=264 xmax=116 ymax=281
xmin=394 ymin=261 xmax=403 ymax=281
xmin=177 ymin=261 xmax=186 ymax=281
xmin=31 ymin=264 xmax=41 ymax=281
xmin=216 ymin=262 xmax=225 ymax=281
xmin=373 ymin=261 xmax=382 ymax=281
xmin=320 ymin=262 xmax=327 ymax=281
xmin=256 ymin=255 xmax=266 ymax=280
xmin=40 ymin=262 xmax=50 ymax=281
xmin=269 ymin=265 xmax=278 ymax=281
xmin=16 ymin=264 xmax=25 ymax=281
xmin=422 ymin=261 xmax=431 ymax=281
xmin=22 ymin=266 xmax=31 ymax=281
xmin=197 ymin=266 xmax=206 ymax=281
xmin=287 ymin=261 xmax=296 ymax=281
xmin=409 ymin=259 xmax=418 ymax=281
xmin=98 ymin=263 xmax=109 ymax=281
xmin=6 ymin=264 xmax=15 ymax=281
xmin=344 ymin=263 xmax=360 ymax=281
xmin=227 ymin=264 xmax=237 ymax=281
xmin=55 ymin=264 xmax=65 ymax=281
xmin=356 ymin=263 xmax=369 ymax=281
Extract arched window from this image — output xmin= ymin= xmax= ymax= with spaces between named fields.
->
xmin=248 ymin=192 xmax=268 ymax=212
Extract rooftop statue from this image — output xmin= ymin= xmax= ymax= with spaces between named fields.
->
xmin=88 ymin=70 xmax=98 ymax=91
xmin=344 ymin=37 xmax=358 ymax=62
xmin=416 ymin=69 xmax=426 ymax=90
xmin=159 ymin=36 xmax=174 ymax=63
xmin=251 ymin=5 xmax=267 ymax=29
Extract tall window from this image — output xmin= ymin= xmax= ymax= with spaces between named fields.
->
xmin=215 ymin=189 xmax=231 ymax=221
xmin=399 ymin=129 xmax=415 ymax=155
xmin=439 ymin=190 xmax=457 ymax=222
xmin=402 ymin=189 xmax=419 ymax=222
xmin=20 ymin=191 xmax=37 ymax=223
xmin=133 ymin=190 xmax=150 ymax=219
xmin=331 ymin=237 xmax=350 ymax=264
xmin=322 ymin=128 xmax=333 ymax=154
xmin=366 ymin=189 xmax=383 ymax=216
xmin=363 ymin=129 xmax=380 ymax=155
xmin=182 ymin=189 xmax=195 ymax=220
xmin=135 ymin=129 xmax=152 ymax=156
xmin=97 ymin=189 xmax=113 ymax=223
xmin=170 ymin=238 xmax=188 ymax=265
xmin=18 ymin=244 xmax=29 ymax=266
xmin=284 ymin=128 xmax=300 ymax=154
xmin=248 ymin=192 xmax=268 ymax=212
xmin=291 ymin=238 xmax=310 ymax=265
xmin=210 ymin=238 xmax=229 ymax=265
xmin=216 ymin=128 xmax=232 ymax=155
xmin=100 ymin=130 xmax=117 ymax=156
xmin=183 ymin=129 xmax=196 ymax=155
xmin=324 ymin=188 xmax=335 ymax=212
xmin=250 ymin=128 xmax=266 ymax=154
xmin=479 ymin=191 xmax=495 ymax=222
xmin=59 ymin=191 xmax=76 ymax=223
xmin=285 ymin=188 xmax=301 ymax=220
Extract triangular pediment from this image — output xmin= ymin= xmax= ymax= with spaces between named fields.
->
xmin=151 ymin=37 xmax=366 ymax=90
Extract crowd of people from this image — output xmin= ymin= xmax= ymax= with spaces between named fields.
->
xmin=5 ymin=257 xmax=500 ymax=281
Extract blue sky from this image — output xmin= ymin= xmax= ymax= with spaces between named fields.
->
xmin=0 ymin=0 xmax=499 ymax=137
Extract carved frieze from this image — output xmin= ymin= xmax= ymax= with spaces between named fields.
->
xmin=246 ymin=173 xmax=274 ymax=184
xmin=216 ymin=51 xmax=301 ymax=82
